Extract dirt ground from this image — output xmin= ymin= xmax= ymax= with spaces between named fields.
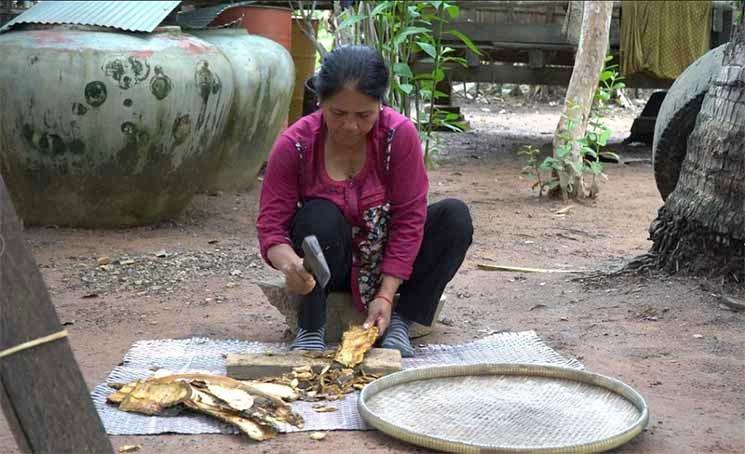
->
xmin=1 ymin=97 xmax=744 ymax=454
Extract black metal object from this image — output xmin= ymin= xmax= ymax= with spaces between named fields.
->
xmin=624 ymin=90 xmax=668 ymax=145
xmin=301 ymin=75 xmax=319 ymax=118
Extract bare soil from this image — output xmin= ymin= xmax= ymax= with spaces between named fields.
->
xmin=1 ymin=99 xmax=743 ymax=454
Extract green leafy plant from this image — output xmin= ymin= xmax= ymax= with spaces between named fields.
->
xmin=518 ymin=145 xmax=553 ymax=196
xmin=335 ymin=1 xmax=480 ymax=165
xmin=523 ymin=55 xmax=623 ymax=198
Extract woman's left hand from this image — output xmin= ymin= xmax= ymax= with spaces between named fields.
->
xmin=364 ymin=297 xmax=393 ymax=334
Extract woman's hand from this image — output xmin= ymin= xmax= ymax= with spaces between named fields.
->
xmin=280 ymin=258 xmax=316 ymax=295
xmin=268 ymin=244 xmax=316 ymax=295
xmin=364 ymin=297 xmax=393 ymax=334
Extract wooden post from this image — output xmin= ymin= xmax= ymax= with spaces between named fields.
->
xmin=0 ymin=175 xmax=113 ymax=453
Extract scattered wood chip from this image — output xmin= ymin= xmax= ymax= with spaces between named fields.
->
xmin=529 ymin=304 xmax=547 ymax=311
xmin=310 ymin=432 xmax=327 ymax=441
xmin=154 ymin=249 xmax=167 ymax=258
xmin=692 ymin=334 xmax=704 ymax=339
xmin=82 ymin=293 xmax=99 ymax=299
xmin=555 ymin=205 xmax=575 ymax=215
xmin=119 ymin=445 xmax=142 ymax=453
xmin=120 ymin=259 xmax=135 ymax=265
xmin=312 ymin=405 xmax=338 ymax=413
xmin=97 ymin=256 xmax=111 ymax=265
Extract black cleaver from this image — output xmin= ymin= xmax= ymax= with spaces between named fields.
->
xmin=301 ymin=235 xmax=331 ymax=289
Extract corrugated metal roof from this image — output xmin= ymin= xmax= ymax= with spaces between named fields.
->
xmin=0 ymin=1 xmax=182 ymax=33
xmin=176 ymin=1 xmax=255 ymax=30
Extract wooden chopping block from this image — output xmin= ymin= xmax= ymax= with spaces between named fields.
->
xmin=226 ymin=348 xmax=402 ymax=380
xmin=255 ymin=278 xmax=445 ymax=342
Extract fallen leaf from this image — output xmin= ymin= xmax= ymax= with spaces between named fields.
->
xmin=119 ymin=445 xmax=142 ymax=453
xmin=154 ymin=249 xmax=167 ymax=258
xmin=82 ymin=293 xmax=99 ymax=299
xmin=310 ymin=432 xmax=327 ymax=441
xmin=529 ymin=304 xmax=547 ymax=311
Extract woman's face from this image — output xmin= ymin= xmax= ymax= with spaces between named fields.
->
xmin=321 ymin=85 xmax=381 ymax=147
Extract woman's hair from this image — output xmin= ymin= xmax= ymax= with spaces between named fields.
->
xmin=315 ymin=45 xmax=389 ymax=102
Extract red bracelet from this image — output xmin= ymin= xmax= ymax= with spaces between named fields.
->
xmin=375 ymin=294 xmax=394 ymax=306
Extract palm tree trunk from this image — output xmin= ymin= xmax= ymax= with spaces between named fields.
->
xmin=649 ymin=19 xmax=745 ymax=280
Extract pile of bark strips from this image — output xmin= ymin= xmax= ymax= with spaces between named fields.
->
xmin=107 ymin=326 xmax=379 ymax=441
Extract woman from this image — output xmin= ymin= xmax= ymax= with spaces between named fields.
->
xmin=257 ymin=45 xmax=472 ymax=357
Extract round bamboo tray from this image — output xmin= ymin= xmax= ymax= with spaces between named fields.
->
xmin=358 ymin=363 xmax=649 ymax=453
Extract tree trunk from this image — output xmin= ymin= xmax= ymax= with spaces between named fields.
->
xmin=562 ymin=1 xmax=584 ymax=46
xmin=553 ymin=1 xmax=613 ymax=199
xmin=331 ymin=1 xmax=355 ymax=47
xmin=649 ymin=19 xmax=745 ymax=281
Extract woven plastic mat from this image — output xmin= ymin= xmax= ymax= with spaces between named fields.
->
xmin=92 ymin=330 xmax=583 ymax=435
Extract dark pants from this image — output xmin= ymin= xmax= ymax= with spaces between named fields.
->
xmin=291 ymin=198 xmax=473 ymax=330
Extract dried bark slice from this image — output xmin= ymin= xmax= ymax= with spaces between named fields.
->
xmin=109 ymin=372 xmax=304 ymax=440
xmin=117 ymin=381 xmax=191 ymax=415
xmin=186 ymin=388 xmax=275 ymax=441
xmin=334 ymin=325 xmax=379 ymax=368
xmin=203 ymin=384 xmax=254 ymax=411
xmin=107 ymin=382 xmax=137 ymax=404
xmin=241 ymin=381 xmax=299 ymax=402
xmin=152 ymin=373 xmax=304 ymax=429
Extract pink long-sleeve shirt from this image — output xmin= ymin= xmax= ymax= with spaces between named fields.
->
xmin=257 ymin=107 xmax=428 ymax=311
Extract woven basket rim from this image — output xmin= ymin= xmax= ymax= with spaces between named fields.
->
xmin=358 ymin=363 xmax=649 ymax=454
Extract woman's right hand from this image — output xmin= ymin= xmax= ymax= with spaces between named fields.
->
xmin=279 ymin=258 xmax=316 ymax=295
xmin=268 ymin=244 xmax=316 ymax=295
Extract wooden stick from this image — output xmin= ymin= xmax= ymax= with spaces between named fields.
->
xmin=477 ymin=264 xmax=585 ymax=273
xmin=0 ymin=330 xmax=68 ymax=360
